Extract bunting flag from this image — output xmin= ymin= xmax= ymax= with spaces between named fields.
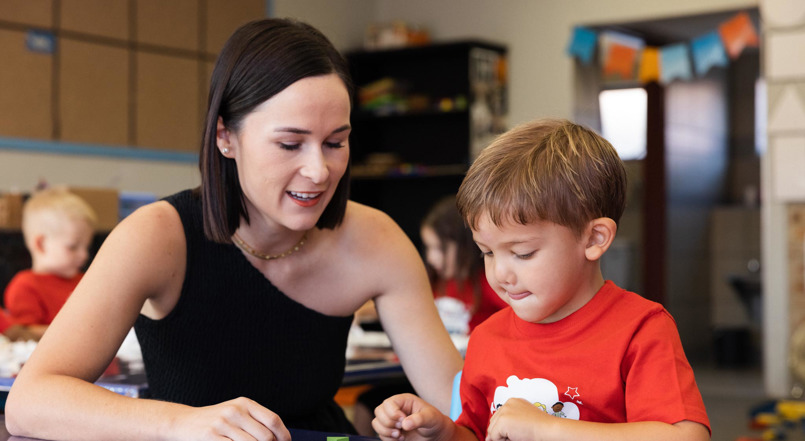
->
xmin=565 ymin=10 xmax=758 ymax=84
xmin=638 ymin=47 xmax=660 ymax=83
xmin=600 ymin=31 xmax=643 ymax=80
xmin=566 ymin=26 xmax=597 ymax=65
xmin=718 ymin=11 xmax=759 ymax=59
xmin=660 ymin=43 xmax=693 ymax=84
xmin=691 ymin=31 xmax=729 ymax=76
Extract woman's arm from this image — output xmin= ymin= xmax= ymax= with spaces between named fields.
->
xmin=365 ymin=209 xmax=463 ymax=414
xmin=5 ymin=202 xmax=290 ymax=441
xmin=6 ymin=202 xmax=182 ymax=439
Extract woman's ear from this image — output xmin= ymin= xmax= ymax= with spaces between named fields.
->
xmin=216 ymin=116 xmax=234 ymax=157
xmin=584 ymin=217 xmax=617 ymax=261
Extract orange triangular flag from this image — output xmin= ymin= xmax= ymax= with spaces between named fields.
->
xmin=718 ymin=11 xmax=759 ymax=59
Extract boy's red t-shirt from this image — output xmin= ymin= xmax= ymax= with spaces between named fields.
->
xmin=456 ymin=281 xmax=710 ymax=439
xmin=4 ymin=270 xmax=83 ymax=325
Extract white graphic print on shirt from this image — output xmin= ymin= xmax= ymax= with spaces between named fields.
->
xmin=490 ymin=375 xmax=581 ymax=420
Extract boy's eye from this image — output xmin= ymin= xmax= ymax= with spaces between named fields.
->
xmin=515 ymin=251 xmax=535 ymax=259
xmin=481 ymin=251 xmax=493 ymax=258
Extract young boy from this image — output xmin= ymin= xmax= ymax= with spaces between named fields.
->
xmin=372 ymin=119 xmax=710 ymax=441
xmin=3 ymin=188 xmax=97 ymax=340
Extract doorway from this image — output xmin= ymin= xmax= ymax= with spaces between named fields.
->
xmin=572 ymin=8 xmax=762 ymax=366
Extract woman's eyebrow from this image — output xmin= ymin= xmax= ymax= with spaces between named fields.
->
xmin=274 ymin=124 xmax=351 ymax=135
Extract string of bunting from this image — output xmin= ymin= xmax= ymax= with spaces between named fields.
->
xmin=566 ymin=11 xmax=758 ymax=84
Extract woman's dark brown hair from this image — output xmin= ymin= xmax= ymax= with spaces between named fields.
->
xmin=200 ymin=18 xmax=354 ymax=243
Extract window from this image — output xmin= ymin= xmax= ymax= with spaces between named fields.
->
xmin=598 ymin=88 xmax=647 ymax=160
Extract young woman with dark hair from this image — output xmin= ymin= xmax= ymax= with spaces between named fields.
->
xmin=6 ymin=18 xmax=462 ymax=441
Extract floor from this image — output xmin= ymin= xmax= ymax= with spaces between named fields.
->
xmin=693 ymin=363 xmax=797 ymax=441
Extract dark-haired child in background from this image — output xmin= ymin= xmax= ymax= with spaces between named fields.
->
xmin=421 ymin=195 xmax=508 ymax=334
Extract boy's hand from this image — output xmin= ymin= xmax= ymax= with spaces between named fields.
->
xmin=372 ymin=393 xmax=454 ymax=441
xmin=486 ymin=398 xmax=551 ymax=441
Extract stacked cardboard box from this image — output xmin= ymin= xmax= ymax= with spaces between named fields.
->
xmin=0 ymin=187 xmax=119 ymax=232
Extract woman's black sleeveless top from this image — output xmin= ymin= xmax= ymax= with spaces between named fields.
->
xmin=134 ymin=189 xmax=355 ymax=432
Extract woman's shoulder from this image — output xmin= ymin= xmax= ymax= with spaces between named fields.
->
xmin=341 ymin=201 xmax=406 ymax=240
xmin=106 ymin=196 xmax=185 ymax=253
xmin=335 ymin=201 xmax=418 ymax=262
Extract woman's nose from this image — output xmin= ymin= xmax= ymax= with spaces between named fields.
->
xmin=300 ymin=147 xmax=330 ymax=184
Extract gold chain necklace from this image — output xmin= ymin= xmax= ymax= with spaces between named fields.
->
xmin=232 ymin=231 xmax=307 ymax=261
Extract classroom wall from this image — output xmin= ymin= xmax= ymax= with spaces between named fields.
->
xmin=0 ymin=0 xmax=266 ymax=197
xmin=273 ymin=0 xmax=375 ymax=51
xmin=371 ymin=0 xmax=757 ymax=125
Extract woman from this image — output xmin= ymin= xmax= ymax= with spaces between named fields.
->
xmin=6 ymin=18 xmax=462 ymax=441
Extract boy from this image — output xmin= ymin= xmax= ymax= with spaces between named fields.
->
xmin=373 ymin=119 xmax=710 ymax=441
xmin=3 ymin=188 xmax=97 ymax=340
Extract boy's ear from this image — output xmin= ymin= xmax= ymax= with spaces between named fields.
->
xmin=584 ymin=217 xmax=617 ymax=261
xmin=31 ymin=234 xmax=47 ymax=255
xmin=215 ymin=116 xmax=234 ymax=157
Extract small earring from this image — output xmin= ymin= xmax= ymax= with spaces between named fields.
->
xmin=222 ymin=148 xmax=230 ymax=154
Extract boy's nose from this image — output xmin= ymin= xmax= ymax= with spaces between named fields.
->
xmin=493 ymin=259 xmax=515 ymax=286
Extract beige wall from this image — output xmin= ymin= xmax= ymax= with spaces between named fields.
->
xmin=274 ymin=0 xmax=375 ymax=51
xmin=373 ymin=0 xmax=756 ymax=126
xmin=760 ymin=0 xmax=805 ymax=397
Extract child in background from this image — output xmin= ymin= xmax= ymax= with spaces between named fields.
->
xmin=373 ymin=119 xmax=710 ymax=441
xmin=421 ymin=195 xmax=508 ymax=334
xmin=3 ymin=188 xmax=97 ymax=340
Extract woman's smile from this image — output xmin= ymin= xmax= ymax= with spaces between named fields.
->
xmin=288 ymin=191 xmax=323 ymax=207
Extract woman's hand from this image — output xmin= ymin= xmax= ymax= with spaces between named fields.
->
xmin=171 ymin=397 xmax=291 ymax=441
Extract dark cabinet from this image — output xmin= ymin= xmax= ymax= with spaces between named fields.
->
xmin=346 ymin=41 xmax=508 ymax=247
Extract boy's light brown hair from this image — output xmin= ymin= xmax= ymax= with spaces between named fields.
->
xmin=456 ymin=118 xmax=627 ymax=237
xmin=21 ymin=188 xmax=98 ymax=248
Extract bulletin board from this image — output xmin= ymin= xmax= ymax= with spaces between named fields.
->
xmin=0 ymin=0 xmax=265 ymax=153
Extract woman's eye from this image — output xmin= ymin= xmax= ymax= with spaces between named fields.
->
xmin=279 ymin=143 xmax=301 ymax=150
xmin=325 ymin=141 xmax=345 ymax=149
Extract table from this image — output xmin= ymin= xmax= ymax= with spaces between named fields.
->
xmin=0 ymin=352 xmax=403 ymax=402
xmin=0 ymin=417 xmax=380 ymax=440
xmin=343 ymin=347 xmax=404 ymax=387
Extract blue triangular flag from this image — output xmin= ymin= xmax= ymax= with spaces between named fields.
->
xmin=660 ymin=43 xmax=693 ymax=84
xmin=691 ymin=31 xmax=728 ymax=76
xmin=567 ymin=26 xmax=597 ymax=65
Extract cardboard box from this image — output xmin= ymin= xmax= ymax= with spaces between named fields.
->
xmin=0 ymin=193 xmax=24 ymax=229
xmin=0 ymin=188 xmax=119 ymax=232
xmin=69 ymin=187 xmax=120 ymax=232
